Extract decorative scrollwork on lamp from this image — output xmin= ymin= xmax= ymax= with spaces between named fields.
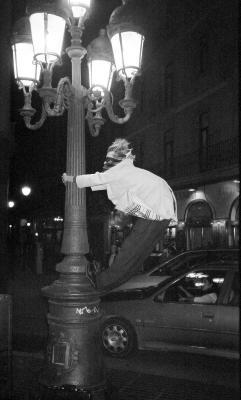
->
xmin=12 ymin=0 xmax=145 ymax=136
xmin=86 ymin=81 xmax=136 ymax=137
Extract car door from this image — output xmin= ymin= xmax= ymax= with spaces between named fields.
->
xmin=211 ymin=270 xmax=239 ymax=354
xmin=139 ymin=267 xmax=230 ymax=352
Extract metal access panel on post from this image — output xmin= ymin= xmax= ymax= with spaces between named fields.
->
xmin=0 ymin=294 xmax=13 ymax=399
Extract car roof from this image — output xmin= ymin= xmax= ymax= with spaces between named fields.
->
xmin=147 ymin=248 xmax=239 ymax=275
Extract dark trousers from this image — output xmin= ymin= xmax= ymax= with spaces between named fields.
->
xmin=96 ymin=218 xmax=170 ymax=292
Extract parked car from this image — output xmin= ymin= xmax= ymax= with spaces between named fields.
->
xmin=100 ymin=257 xmax=239 ymax=359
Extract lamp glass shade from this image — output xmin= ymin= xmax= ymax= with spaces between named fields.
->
xmin=12 ymin=42 xmax=41 ymax=87
xmin=88 ymin=59 xmax=114 ymax=93
xmin=111 ymin=31 xmax=144 ymax=79
xmin=29 ymin=12 xmax=66 ymax=64
xmin=68 ymin=0 xmax=90 ymax=18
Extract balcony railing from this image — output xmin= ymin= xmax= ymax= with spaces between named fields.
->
xmin=160 ymin=136 xmax=239 ymax=180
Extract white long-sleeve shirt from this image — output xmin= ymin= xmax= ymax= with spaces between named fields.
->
xmin=76 ymin=159 xmax=177 ymax=224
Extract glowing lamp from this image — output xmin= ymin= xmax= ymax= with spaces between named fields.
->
xmin=107 ymin=0 xmax=145 ymax=79
xmin=12 ymin=17 xmax=41 ymax=87
xmin=27 ymin=2 xmax=71 ymax=66
xmin=68 ymin=0 xmax=91 ymax=19
xmin=87 ymin=29 xmax=115 ymax=93
xmin=8 ymin=201 xmax=15 ymax=208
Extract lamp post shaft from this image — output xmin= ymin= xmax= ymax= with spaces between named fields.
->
xmin=41 ymin=27 xmax=107 ymax=398
xmin=61 ymin=25 xmax=89 ymax=257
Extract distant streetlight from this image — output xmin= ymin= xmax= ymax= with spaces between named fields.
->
xmin=8 ymin=201 xmax=15 ymax=208
xmin=21 ymin=185 xmax=31 ymax=196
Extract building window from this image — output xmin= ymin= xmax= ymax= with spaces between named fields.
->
xmin=199 ymin=112 xmax=209 ymax=170
xmin=199 ymin=36 xmax=209 ymax=74
xmin=229 ymin=198 xmax=239 ymax=248
xmin=164 ymin=64 xmax=174 ymax=108
xmin=185 ymin=201 xmax=213 ymax=250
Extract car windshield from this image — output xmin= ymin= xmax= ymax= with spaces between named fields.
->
xmin=149 ymin=250 xmax=239 ymax=277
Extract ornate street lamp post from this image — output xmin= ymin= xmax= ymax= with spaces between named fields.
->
xmin=11 ymin=0 xmax=145 ymax=397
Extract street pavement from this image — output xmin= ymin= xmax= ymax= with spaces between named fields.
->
xmin=0 ymin=348 xmax=239 ymax=400
xmin=104 ymin=349 xmax=240 ymax=389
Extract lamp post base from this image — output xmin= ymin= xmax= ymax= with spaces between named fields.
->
xmin=40 ymin=255 xmax=111 ymax=399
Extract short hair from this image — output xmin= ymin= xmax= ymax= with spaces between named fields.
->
xmin=103 ymin=138 xmax=135 ymax=170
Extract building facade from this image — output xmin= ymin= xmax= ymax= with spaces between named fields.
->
xmin=105 ymin=0 xmax=239 ymax=255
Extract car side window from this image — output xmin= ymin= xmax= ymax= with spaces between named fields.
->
xmin=161 ymin=269 xmax=227 ymax=304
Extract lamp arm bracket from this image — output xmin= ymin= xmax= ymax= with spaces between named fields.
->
xmin=87 ymin=116 xmax=102 ymax=137
xmin=86 ymin=86 xmax=106 ymax=113
xmin=86 ymin=100 xmax=105 ymax=137
xmin=41 ymin=77 xmax=73 ymax=117
xmin=18 ymin=81 xmax=36 ymax=95
xmin=86 ymin=85 xmax=131 ymax=124
xmin=102 ymin=85 xmax=133 ymax=124
xmin=21 ymin=104 xmax=47 ymax=131
xmin=105 ymin=103 xmax=132 ymax=124
xmin=56 ymin=77 xmax=73 ymax=109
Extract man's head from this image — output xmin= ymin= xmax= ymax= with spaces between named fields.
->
xmin=201 ymin=276 xmax=213 ymax=291
xmin=103 ymin=138 xmax=135 ymax=171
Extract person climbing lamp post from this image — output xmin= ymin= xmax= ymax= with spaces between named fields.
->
xmin=11 ymin=0 xmax=145 ymax=397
